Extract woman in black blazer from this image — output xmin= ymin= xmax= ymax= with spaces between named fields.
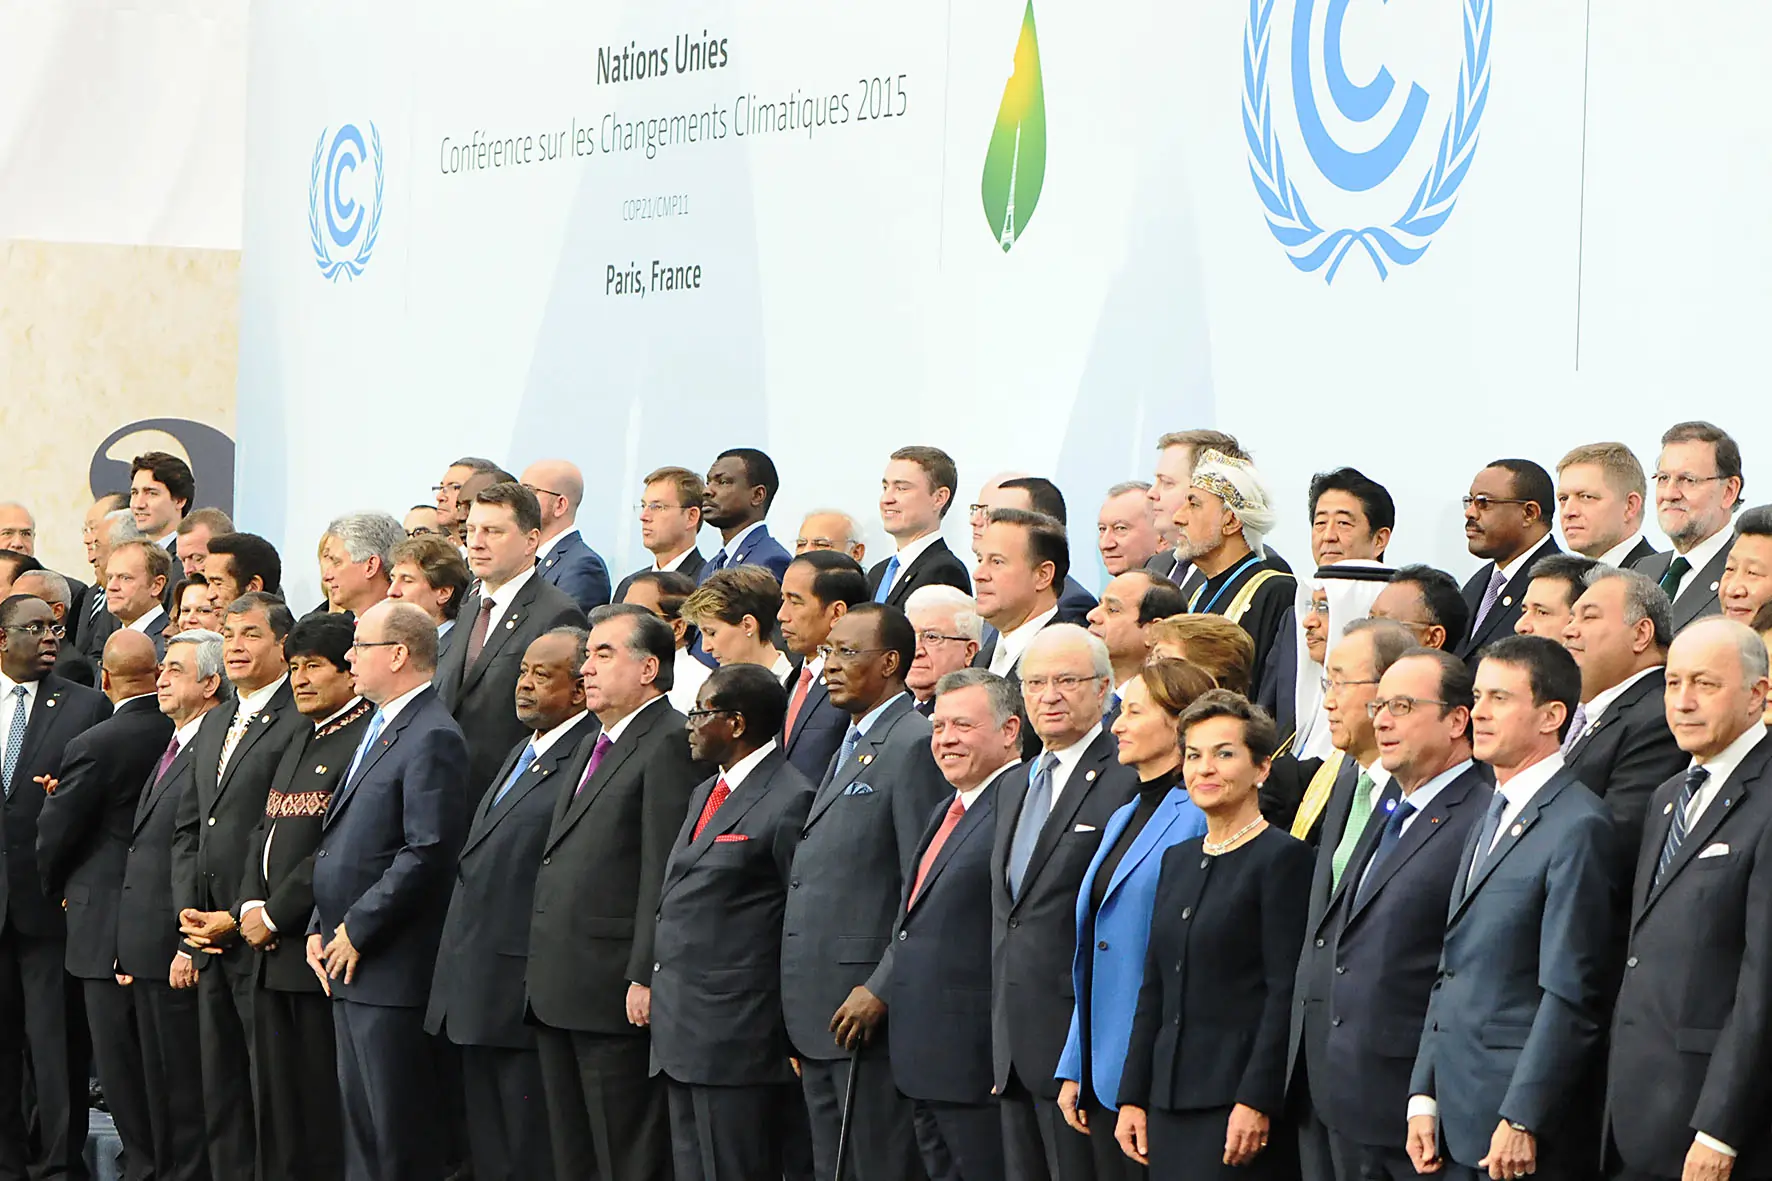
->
xmin=1114 ymin=690 xmax=1312 ymax=1178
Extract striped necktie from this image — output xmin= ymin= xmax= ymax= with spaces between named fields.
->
xmin=1654 ymin=766 xmax=1710 ymax=887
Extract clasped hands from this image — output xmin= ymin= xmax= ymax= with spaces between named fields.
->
xmin=303 ymin=924 xmax=361 ymax=996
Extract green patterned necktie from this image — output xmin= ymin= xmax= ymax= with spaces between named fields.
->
xmin=1659 ymin=555 xmax=1692 ymax=600
xmin=1330 ymin=771 xmax=1378 ymax=890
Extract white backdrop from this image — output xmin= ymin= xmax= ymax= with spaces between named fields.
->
xmin=237 ymin=0 xmax=1772 ymax=608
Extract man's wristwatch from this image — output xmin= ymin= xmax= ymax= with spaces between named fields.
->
xmin=1507 ymin=1121 xmax=1530 ymax=1134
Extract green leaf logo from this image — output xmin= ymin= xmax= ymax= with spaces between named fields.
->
xmin=982 ymin=1 xmax=1046 ymax=252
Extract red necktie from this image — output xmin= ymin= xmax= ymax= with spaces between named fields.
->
xmin=690 ymin=776 xmax=732 ymax=842
xmin=783 ymin=665 xmax=815 ymax=738
xmin=910 ymin=794 xmax=969 ymax=904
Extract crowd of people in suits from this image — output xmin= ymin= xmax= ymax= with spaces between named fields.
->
xmin=0 ymin=418 xmax=1769 ymax=1181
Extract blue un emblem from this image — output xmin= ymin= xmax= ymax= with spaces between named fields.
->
xmin=1243 ymin=0 xmax=1491 ymax=282
xmin=309 ymin=123 xmax=384 ymax=281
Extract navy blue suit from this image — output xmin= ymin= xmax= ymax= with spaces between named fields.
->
xmin=312 ymin=686 xmax=472 ymax=1181
xmin=697 ymin=524 xmax=792 ymax=584
xmin=538 ymin=530 xmax=612 ymax=614
xmin=779 ymin=669 xmax=847 ymax=784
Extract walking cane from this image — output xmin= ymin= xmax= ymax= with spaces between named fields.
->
xmin=832 ymin=1044 xmax=862 ymax=1180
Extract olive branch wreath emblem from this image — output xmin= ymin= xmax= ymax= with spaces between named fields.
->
xmin=309 ymin=124 xmax=384 ymax=282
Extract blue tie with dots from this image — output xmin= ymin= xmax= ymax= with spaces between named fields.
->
xmin=2 ymin=686 xmax=28 ymax=798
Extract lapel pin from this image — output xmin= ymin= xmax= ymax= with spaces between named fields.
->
xmin=1501 ymin=595 xmax=1513 ymax=607
xmin=1710 ymin=581 xmax=1720 ymax=592
xmin=1085 ymin=770 xmax=1097 ymax=782
xmin=258 ymin=714 xmax=271 ymax=723
xmin=1664 ymin=802 xmax=1675 ymax=815
xmin=505 ymin=620 xmax=516 ymax=629
xmin=1430 ymin=817 xmax=1441 ymax=824
xmin=46 ymin=699 xmax=56 ymax=708
xmin=315 ymin=765 xmax=328 ymax=774
xmin=859 ymin=754 xmax=875 ymax=766
xmin=1510 ymin=823 xmax=1523 ymax=837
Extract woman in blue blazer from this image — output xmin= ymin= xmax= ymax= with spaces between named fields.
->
xmin=1056 ymin=659 xmax=1214 ymax=1179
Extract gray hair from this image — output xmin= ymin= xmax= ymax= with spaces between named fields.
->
xmin=934 ymin=667 xmax=1023 ymax=726
xmin=1340 ymin=617 xmax=1417 ymax=675
xmin=545 ymin=625 xmax=591 ymax=670
xmin=1582 ymin=565 xmax=1674 ymax=649
xmin=166 ymin=628 xmax=228 ymax=685
xmin=1024 ymin=622 xmax=1114 ymax=681
xmin=903 ymin=584 xmax=983 ymax=643
xmin=12 ymin=569 xmax=69 ymax=607
xmin=106 ymin=510 xmax=144 ymax=545
xmin=803 ymin=509 xmax=864 ymax=548
xmin=325 ymin=511 xmax=405 ymax=567
xmin=1676 ymin=617 xmax=1770 ymax=684
xmin=1106 ymin=480 xmax=1154 ymax=498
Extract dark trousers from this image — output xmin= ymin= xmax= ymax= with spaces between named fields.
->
xmin=253 ymin=986 xmax=341 ymax=1181
xmin=1295 ymin=1093 xmax=1336 ymax=1181
xmin=1326 ymin=1129 xmax=1414 ymax=1181
xmin=195 ymin=963 xmax=255 ymax=1181
xmin=799 ymin=1053 xmax=926 ymax=1181
xmin=0 ymin=924 xmax=87 ymax=1181
xmin=134 ymin=981 xmax=210 ymax=1181
xmin=912 ymin=1099 xmax=1006 ymax=1181
xmin=534 ymin=1026 xmax=670 ymax=1181
xmin=665 ymin=1078 xmax=790 ymax=1181
xmin=1081 ymin=1098 xmax=1145 ymax=1181
xmin=999 ymin=1071 xmax=1093 ymax=1181
xmin=333 ymin=1000 xmax=440 ymax=1181
xmin=1146 ymin=1105 xmax=1295 ymax=1181
xmin=460 ymin=1043 xmax=554 ymax=1181
xmin=82 ymin=978 xmax=154 ymax=1181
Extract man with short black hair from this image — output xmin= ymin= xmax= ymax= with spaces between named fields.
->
xmin=973 ymin=508 xmax=1074 ymax=678
xmin=987 ymin=476 xmax=1098 ymax=619
xmin=700 ymin=448 xmax=793 ymax=583
xmin=435 ymin=456 xmax=504 ymax=542
xmin=1371 ymin=565 xmax=1470 ymax=653
xmin=1515 ymin=553 xmax=1599 ymax=640
xmin=130 ymin=451 xmax=195 ymax=555
xmin=175 ymin=507 xmax=234 ymax=579
xmin=523 ymin=459 xmax=613 ymax=613
xmin=1636 ymin=421 xmax=1746 ymax=630
xmin=871 ymin=445 xmax=971 ymax=607
xmin=1457 ymin=458 xmax=1562 ymax=657
xmin=1086 ymin=570 xmax=1184 ymax=705
xmin=207 ymin=531 xmax=284 ymax=605
xmin=777 ymin=551 xmax=869 ymax=780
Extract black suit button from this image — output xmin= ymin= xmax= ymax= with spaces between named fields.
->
xmin=543 ymin=857 xmax=551 ymax=865
xmin=1335 ymin=966 xmax=1346 ymax=975
xmin=316 ymin=850 xmax=326 ymax=858
xmin=790 ymin=880 xmax=801 ymax=889
xmin=127 ymin=846 xmax=134 ymax=854
xmin=654 ymin=962 xmax=661 ymax=973
xmin=1626 ymin=956 xmax=1638 ymax=969
xmin=1173 ymin=1015 xmax=1181 ymax=1026
xmin=1315 ymin=938 xmax=1325 ymax=948
xmin=1331 ymin=1017 xmax=1342 ymax=1027
xmin=1181 ymin=907 xmax=1192 ymax=920
xmin=1009 ymin=918 xmax=1020 ymax=929
xmin=1098 ymin=941 xmax=1109 ymax=951
xmin=1444 ymin=971 xmax=1455 ymax=980
xmin=899 ymin=931 xmax=908 ymax=942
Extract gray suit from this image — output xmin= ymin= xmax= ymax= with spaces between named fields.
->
xmin=780 ymin=693 xmax=947 ymax=1181
xmin=1411 ymin=767 xmax=1622 ymax=1177
xmin=1635 ymin=535 xmax=1734 ymax=632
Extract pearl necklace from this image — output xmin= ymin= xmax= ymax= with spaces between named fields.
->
xmin=1202 ymin=815 xmax=1267 ymax=855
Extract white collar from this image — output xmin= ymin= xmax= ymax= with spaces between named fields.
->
xmin=1043 ymin=722 xmax=1104 ymax=778
xmin=1583 ymin=664 xmax=1660 ymax=716
xmin=125 ymin=603 xmax=166 ymax=633
xmin=1675 ymin=523 xmax=1733 ymax=576
xmin=769 ymin=651 xmax=795 ymax=682
xmin=1495 ymin=534 xmax=1557 ymax=583
xmin=1491 ymin=752 xmax=1564 ymax=813
xmin=537 ymin=529 xmax=576 ymax=562
xmin=531 ymin=709 xmax=591 ymax=760
xmin=374 ymin=680 xmax=432 ymax=727
xmin=1597 ymin=533 xmax=1648 ymax=568
xmin=891 ymin=530 xmax=944 ymax=566
xmin=956 ymin=757 xmax=1023 ymax=809
xmin=797 ymin=654 xmax=825 ymax=686
xmin=716 ymin=521 xmax=765 ymax=559
xmin=989 ymin=603 xmax=1059 ymax=674
xmin=478 ymin=562 xmax=537 ymax=607
xmin=156 ymin=531 xmax=178 ymax=549
xmin=720 ymin=739 xmax=779 ymax=792
xmin=1691 ymin=720 xmax=1768 ymax=783
xmin=174 ymin=707 xmax=214 ymax=746
xmin=117 ymin=691 xmax=158 ymax=709
xmin=656 ymin=546 xmax=696 ymax=573
xmin=231 ymin=674 xmax=287 ymax=718
xmin=1397 ymin=757 xmax=1474 ymax=806
xmin=314 ymin=696 xmax=366 ymax=731
xmin=602 ymin=693 xmax=667 ymax=744
xmin=0 ymin=671 xmax=38 ymax=701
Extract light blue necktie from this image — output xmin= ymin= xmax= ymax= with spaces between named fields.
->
xmin=1007 ymin=753 xmax=1057 ymax=899
xmin=492 ymin=741 xmax=539 ymax=807
xmin=873 ymin=555 xmax=901 ymax=603
xmin=830 ymin=724 xmax=862 ymax=786
xmin=2 ymin=685 xmax=28 ymax=797
xmin=1655 ymin=766 xmax=1709 ymax=887
xmin=342 ymin=708 xmax=387 ymax=790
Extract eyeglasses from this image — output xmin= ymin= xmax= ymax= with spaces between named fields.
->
xmin=348 ymin=639 xmax=402 ymax=652
xmin=522 ymin=484 xmax=566 ymax=501
xmin=915 ymin=631 xmax=972 ymax=647
xmin=3 ymin=622 xmax=65 ymax=640
xmin=1653 ymin=472 xmax=1729 ymax=493
xmin=1366 ymin=695 xmax=1451 ymax=719
xmin=1320 ymin=675 xmax=1381 ymax=694
xmin=431 ymin=482 xmax=465 ymax=495
xmin=635 ymin=501 xmax=686 ymax=514
xmin=405 ymin=526 xmax=439 ymax=538
xmin=1304 ymin=600 xmax=1330 ymax=616
xmin=1461 ymin=495 xmax=1532 ymax=512
xmin=817 ymin=644 xmax=890 ymax=663
xmin=685 ymin=707 xmax=738 ymax=725
xmin=968 ymin=503 xmax=990 ymax=519
xmin=1022 ymin=674 xmax=1104 ymax=695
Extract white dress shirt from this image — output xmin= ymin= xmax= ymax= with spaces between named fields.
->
xmin=602 ymin=693 xmax=668 ymax=745
xmin=0 ymin=673 xmax=40 ymax=777
xmin=1036 ymin=721 xmax=1104 ymax=817
xmin=768 ymin=651 xmax=795 ymax=683
xmin=127 ymin=603 xmax=167 ymax=635
xmin=477 ymin=564 xmax=537 ymax=635
xmin=718 ymin=739 xmax=778 ymax=792
xmin=536 ymin=530 xmax=573 ymax=564
xmin=667 ymin=650 xmax=712 ymax=715
xmin=1580 ymin=665 xmax=1660 ymax=723
xmin=1685 ymin=722 xmax=1768 ymax=830
xmin=889 ymin=530 xmax=944 ymax=567
xmin=1355 ymin=759 xmax=1469 ymax=900
xmin=1669 ymin=525 xmax=1733 ymax=602
xmin=988 ymin=604 xmax=1059 ymax=676
xmin=712 ymin=522 xmax=765 ymax=564
xmin=651 ymin=547 xmax=697 ymax=574
xmin=530 ymin=710 xmax=591 ymax=763
xmin=374 ymin=680 xmax=433 ymax=728
xmin=1494 ymin=534 xmax=1558 ymax=585
xmin=1477 ymin=753 xmax=1563 ymax=861
xmin=1597 ymin=533 xmax=1649 ymax=569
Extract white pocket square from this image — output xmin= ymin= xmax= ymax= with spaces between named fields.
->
xmin=1073 ymin=823 xmax=1097 ymax=833
xmin=1698 ymin=843 xmax=1731 ymax=859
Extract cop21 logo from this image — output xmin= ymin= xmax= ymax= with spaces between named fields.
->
xmin=1244 ymin=0 xmax=1491 ymax=282
xmin=309 ymin=123 xmax=385 ymax=281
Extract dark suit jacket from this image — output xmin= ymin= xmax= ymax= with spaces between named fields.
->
xmin=50 ymin=646 xmax=98 ymax=689
xmin=649 ymin=750 xmax=813 ymax=1087
xmin=311 ymin=687 xmax=471 ymax=1008
xmin=537 ymin=530 xmax=612 ymax=614
xmin=429 ymin=715 xmax=597 ymax=1047
xmin=0 ymin=674 xmax=112 ymax=938
xmin=1120 ymin=828 xmax=1313 ymax=1113
xmin=75 ymin=602 xmax=119 ymax=660
xmin=36 ymin=696 xmax=172 ymax=979
xmin=526 ymin=697 xmax=702 ymax=1034
xmin=173 ymin=679 xmax=307 ymax=974
xmin=118 ymin=725 xmax=204 ymax=980
xmin=697 ymin=525 xmax=792 ymax=584
xmin=1620 ymin=537 xmax=1660 ymax=570
xmin=239 ymin=701 xmax=375 ymax=992
xmin=62 ymin=574 xmax=94 ymax=649
xmin=1565 ymin=668 xmax=1687 ymax=865
xmin=779 ymin=669 xmax=847 ymax=784
xmin=613 ymin=549 xmax=706 ymax=605
xmin=890 ymin=778 xmax=1000 ymax=1104
xmin=433 ymin=573 xmax=586 ymax=800
xmin=866 ymin=538 xmax=972 ymax=608
xmin=1606 ymin=736 xmax=1772 ymax=1178
xmin=1457 ymin=535 xmax=1561 ymax=657
xmin=1412 ymin=768 xmax=1620 ymax=1169
xmin=1635 ymin=537 xmax=1734 ymax=632
xmin=990 ymin=728 xmax=1139 ymax=1096
xmin=780 ymin=694 xmax=948 ymax=1061
xmin=1143 ymin=550 xmax=1189 ymax=586
xmin=1057 ymin=576 xmax=1097 ymax=622
xmin=1315 ymin=763 xmax=1488 ymax=1148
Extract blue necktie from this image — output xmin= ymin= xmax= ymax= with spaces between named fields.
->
xmin=342 ymin=708 xmax=386 ymax=789
xmin=1007 ymin=753 xmax=1057 ymax=899
xmin=873 ymin=555 xmax=901 ymax=603
xmin=1466 ymin=791 xmax=1509 ymax=887
xmin=492 ymin=741 xmax=539 ymax=807
xmin=1354 ymin=799 xmax=1416 ymax=908
xmin=1655 ymin=766 xmax=1710 ymax=887
xmin=708 ymin=549 xmax=729 ymax=575
xmin=2 ymin=685 xmax=28 ymax=797
xmin=830 ymin=724 xmax=862 ymax=786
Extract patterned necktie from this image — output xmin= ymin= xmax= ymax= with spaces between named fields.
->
xmin=873 ymin=555 xmax=901 ymax=603
xmin=1561 ymin=703 xmax=1590 ymax=758
xmin=342 ymin=708 xmax=386 ymax=789
xmin=784 ymin=665 xmax=816 ymax=738
xmin=2 ymin=685 xmax=30 ymax=797
xmin=690 ymin=776 xmax=732 ymax=842
xmin=707 ymin=549 xmax=729 ymax=575
xmin=1654 ymin=765 xmax=1710 ymax=887
xmin=574 ymin=733 xmax=613 ymax=797
xmin=1330 ymin=771 xmax=1379 ymax=890
xmin=1007 ymin=753 xmax=1058 ymax=899
xmin=1354 ymin=799 xmax=1416 ymax=908
xmin=218 ymin=704 xmax=254 ymax=781
xmin=492 ymin=741 xmax=539 ymax=807
xmin=829 ymin=724 xmax=862 ymax=787
xmin=1659 ymin=555 xmax=1692 ymax=601
xmin=464 ymin=596 xmax=495 ymax=670
xmin=911 ymin=794 xmax=968 ymax=903
xmin=1473 ymin=566 xmax=1508 ymax=632
xmin=152 ymin=734 xmax=183 ymax=785
xmin=1466 ymin=791 xmax=1511 ymax=887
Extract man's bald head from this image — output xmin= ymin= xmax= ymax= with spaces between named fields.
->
xmin=102 ymin=629 xmax=162 ymax=702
